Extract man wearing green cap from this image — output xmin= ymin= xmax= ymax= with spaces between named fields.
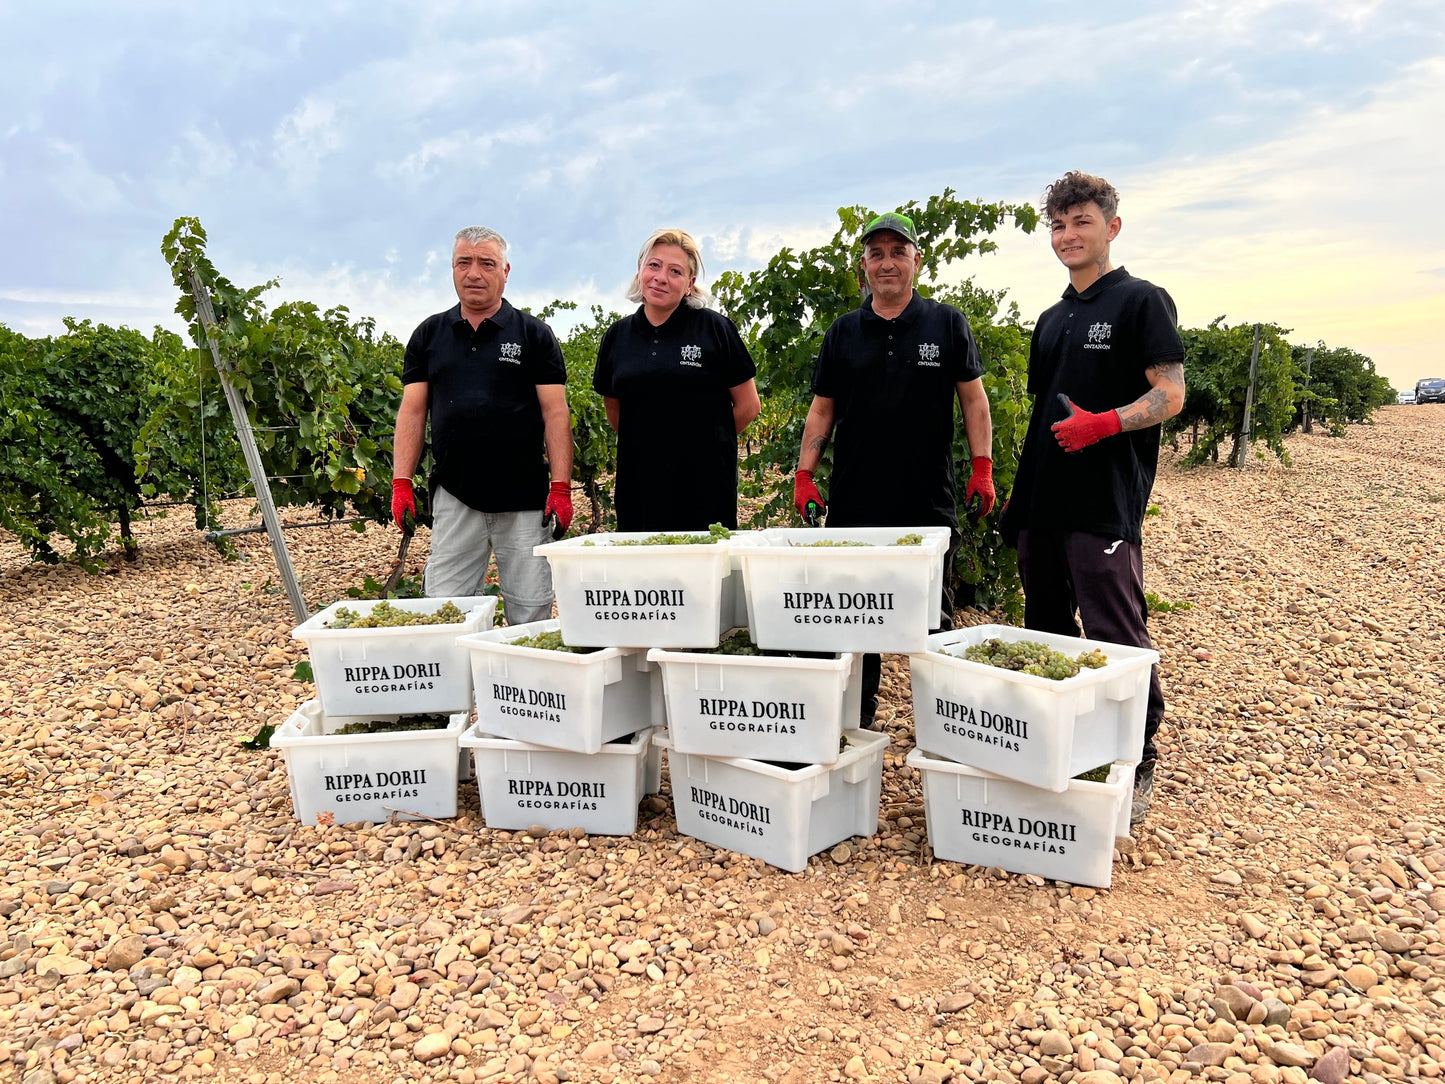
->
xmin=793 ymin=212 xmax=996 ymax=728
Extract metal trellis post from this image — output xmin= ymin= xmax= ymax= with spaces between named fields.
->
xmin=186 ymin=268 xmax=310 ymax=623
xmin=1303 ymin=347 xmax=1314 ymax=434
xmin=1232 ymin=323 xmax=1263 ymax=469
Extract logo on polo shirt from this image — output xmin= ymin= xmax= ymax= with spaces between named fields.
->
xmin=1085 ymin=322 xmax=1113 ymax=350
xmin=499 ymin=342 xmax=523 ymax=364
xmin=917 ymin=343 xmax=941 ymax=367
xmin=679 ymin=344 xmax=703 ymax=368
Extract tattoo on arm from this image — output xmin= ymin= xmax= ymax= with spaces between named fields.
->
xmin=1118 ymin=388 xmax=1171 ymax=431
xmin=806 ymin=434 xmax=830 ymax=456
xmin=1118 ymin=362 xmax=1184 ymax=432
xmin=1148 ymin=361 xmax=1185 ymax=389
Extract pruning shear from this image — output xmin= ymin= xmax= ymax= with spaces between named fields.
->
xmin=545 ymin=512 xmax=565 ymax=541
xmin=804 ymin=500 xmax=824 ymax=528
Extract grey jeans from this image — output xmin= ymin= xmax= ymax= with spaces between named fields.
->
xmin=424 ymin=487 xmax=554 ymax=624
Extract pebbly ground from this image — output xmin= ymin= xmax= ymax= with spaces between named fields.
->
xmin=1 ymin=406 xmax=1442 ymax=1084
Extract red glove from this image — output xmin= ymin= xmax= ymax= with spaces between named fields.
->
xmin=963 ymin=456 xmax=995 ymax=517
xmin=793 ymin=470 xmax=826 ymax=524
xmin=1052 ymin=396 xmax=1121 ymax=453
xmin=391 ymin=478 xmax=417 ymax=532
xmin=544 ymin=480 xmax=573 ymax=535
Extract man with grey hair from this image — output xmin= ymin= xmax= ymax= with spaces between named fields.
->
xmin=391 ymin=226 xmax=572 ymax=622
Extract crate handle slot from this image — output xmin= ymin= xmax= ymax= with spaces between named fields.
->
xmin=690 ymin=663 xmax=725 ymax=693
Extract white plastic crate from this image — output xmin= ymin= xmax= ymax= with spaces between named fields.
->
xmin=658 ymin=729 xmax=887 ymax=873
xmin=647 ymin=643 xmax=860 ymax=764
xmin=907 ymin=748 xmax=1135 ymax=888
xmin=459 ymin=721 xmax=661 ymax=836
xmin=292 ymin=595 xmax=498 ymax=717
xmin=910 ymin=624 xmax=1158 ymax=792
xmin=273 ymin=700 xmax=465 ymax=825
xmin=535 ymin=533 xmax=733 ymax=648
xmin=459 ymin=620 xmax=655 ymax=753
xmin=730 ymin=526 xmax=950 ymax=652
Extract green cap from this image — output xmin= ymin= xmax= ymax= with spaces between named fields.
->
xmin=861 ymin=211 xmax=919 ymax=247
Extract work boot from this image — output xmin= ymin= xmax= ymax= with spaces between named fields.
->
xmin=1131 ymin=760 xmax=1156 ymax=827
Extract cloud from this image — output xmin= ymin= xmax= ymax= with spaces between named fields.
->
xmin=3 ymin=0 xmax=1444 ymax=395
xmin=272 ymin=97 xmax=343 ymax=186
xmin=169 ymin=126 xmax=239 ymax=183
xmin=41 ymin=138 xmax=128 ymax=214
xmin=383 ymin=122 xmax=550 ymax=181
xmin=968 ymin=54 xmax=1445 ymax=389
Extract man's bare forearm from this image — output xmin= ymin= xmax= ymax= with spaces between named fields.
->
xmin=392 ymin=384 xmax=428 ymax=480
xmin=1118 ymin=361 xmax=1184 ymax=432
xmin=797 ymin=397 xmax=836 ymax=473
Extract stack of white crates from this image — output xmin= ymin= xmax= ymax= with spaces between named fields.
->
xmin=457 ymin=527 xmax=749 ymax=837
xmin=456 ymin=618 xmax=662 ymax=836
xmin=906 ymin=624 xmax=1158 ymax=888
xmin=649 ymin=643 xmax=888 ymax=874
xmin=277 ymin=596 xmax=499 ymax=825
xmin=556 ymin=526 xmax=945 ymax=872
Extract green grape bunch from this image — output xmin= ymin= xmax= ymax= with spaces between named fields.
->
xmin=955 ymin=637 xmax=1110 ymax=680
xmin=702 ymin=629 xmax=832 ymax=660
xmin=333 ymin=714 xmax=450 ymax=735
xmin=325 ymin=600 xmax=468 ymax=629
xmin=595 ymin=523 xmax=733 ymax=547
xmin=507 ymin=630 xmax=596 ymax=653
xmin=789 ymin=533 xmax=922 ymax=548
xmin=714 ymin=629 xmax=765 ymax=656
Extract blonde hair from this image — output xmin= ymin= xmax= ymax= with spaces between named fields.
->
xmin=626 ymin=228 xmax=713 ymax=309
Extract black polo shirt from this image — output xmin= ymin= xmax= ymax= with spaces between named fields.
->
xmin=811 ymin=292 xmax=983 ymax=528
xmin=1008 ymin=268 xmax=1183 ymax=543
xmin=402 ymin=299 xmax=566 ymax=513
xmin=593 ymin=303 xmax=755 ymax=530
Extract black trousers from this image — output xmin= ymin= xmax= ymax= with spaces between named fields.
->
xmin=859 ymin=526 xmax=964 ymax=727
xmin=1016 ymin=527 xmax=1165 ymax=762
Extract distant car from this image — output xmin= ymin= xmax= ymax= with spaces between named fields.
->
xmin=1398 ymin=390 xmax=1416 ymax=404
xmin=1416 ymin=378 xmax=1445 ymax=404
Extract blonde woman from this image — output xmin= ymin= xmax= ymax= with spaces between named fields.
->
xmin=593 ymin=229 xmax=760 ymax=530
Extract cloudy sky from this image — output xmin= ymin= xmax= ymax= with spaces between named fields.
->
xmin=3 ymin=1 xmax=1442 ymax=392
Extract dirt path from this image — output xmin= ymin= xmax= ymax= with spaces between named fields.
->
xmin=1 ymin=406 xmax=1441 ymax=1084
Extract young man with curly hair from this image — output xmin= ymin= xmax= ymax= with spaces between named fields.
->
xmin=1000 ymin=172 xmax=1185 ymax=825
